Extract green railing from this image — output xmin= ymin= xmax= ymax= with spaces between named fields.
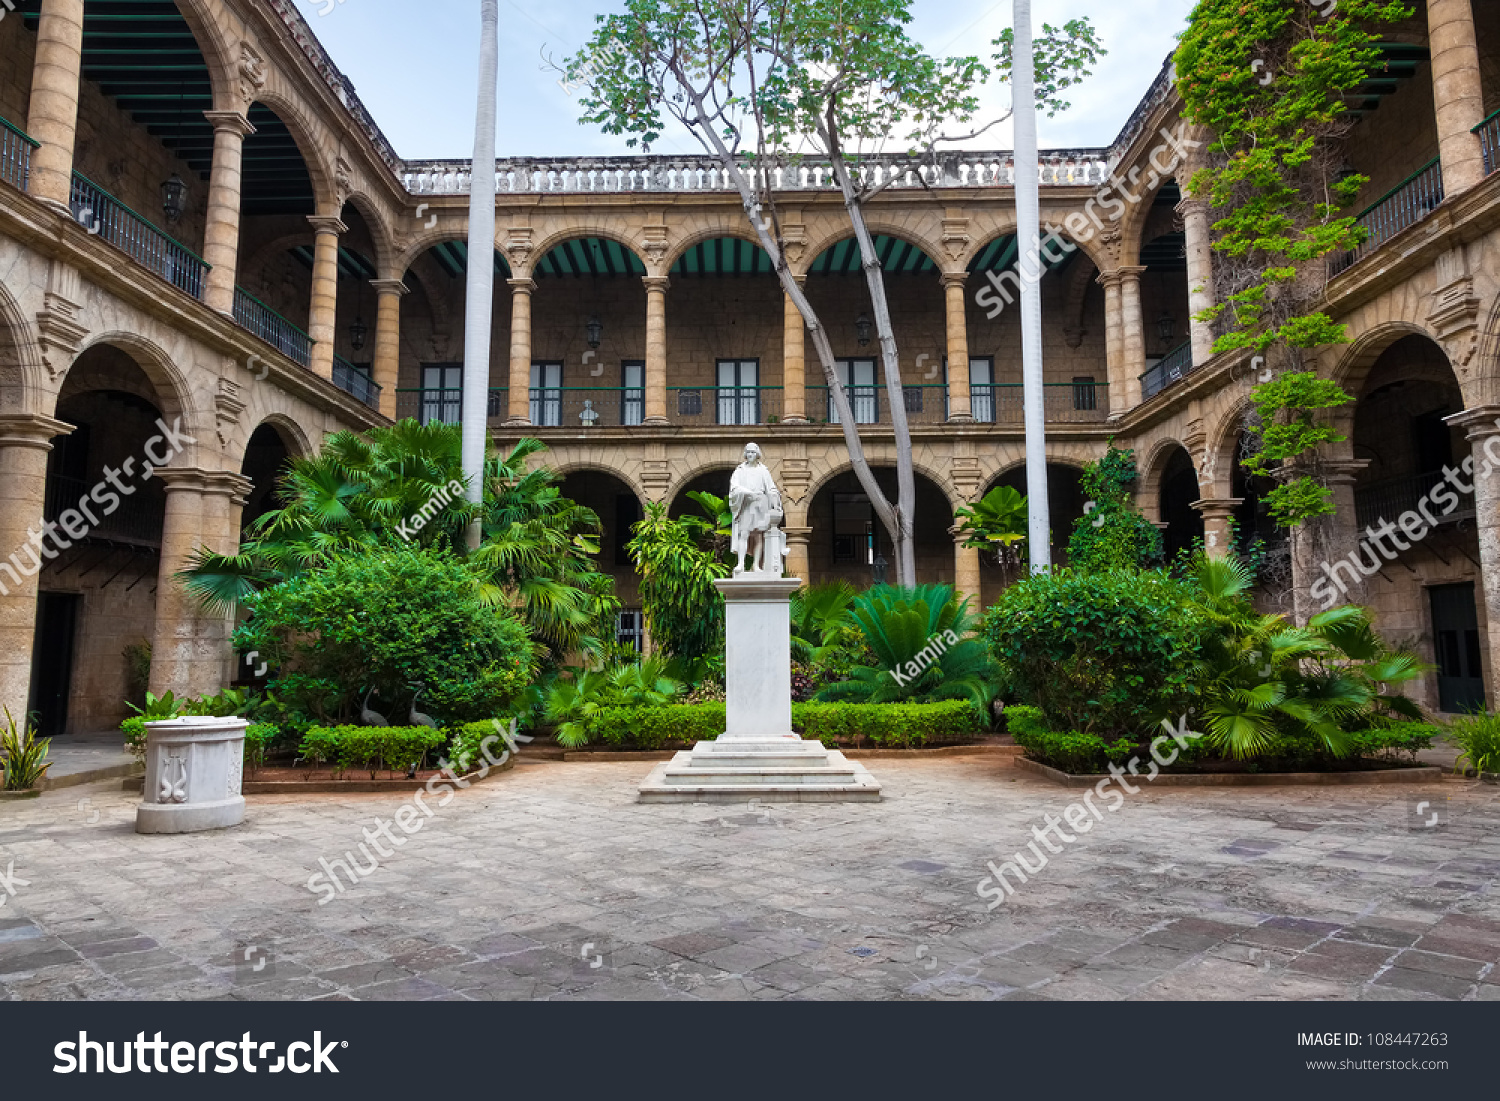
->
xmin=233 ymin=286 xmax=312 ymax=368
xmin=395 ymin=382 xmax=1110 ymax=427
xmin=1141 ymin=341 xmax=1194 ymax=400
xmin=1329 ymin=158 xmax=1444 ymax=277
xmin=0 ymin=115 xmax=38 ymax=194
xmin=69 ymin=172 xmax=209 ymax=299
xmin=1476 ymin=109 xmax=1500 ymax=178
xmin=332 ymin=355 xmax=381 ymax=410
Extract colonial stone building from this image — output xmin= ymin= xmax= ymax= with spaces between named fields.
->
xmin=1 ymin=0 xmax=1497 ymax=734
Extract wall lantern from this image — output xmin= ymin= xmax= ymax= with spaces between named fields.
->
xmin=1156 ymin=311 xmax=1177 ymax=349
xmin=586 ymin=314 xmax=603 ymax=350
xmin=160 ymin=174 xmax=189 ymax=225
xmin=348 ymin=315 xmax=368 ymax=352
xmin=855 ymin=312 xmax=873 ymax=347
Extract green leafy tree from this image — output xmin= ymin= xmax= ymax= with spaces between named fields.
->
xmin=566 ymin=0 xmax=1101 ymax=584
xmin=626 ymin=501 xmax=730 ymax=660
xmin=1067 ymin=446 xmax=1163 ymax=570
xmin=181 ymin=422 xmax=617 ymax=660
xmin=1174 ymin=0 xmax=1411 ymax=605
xmin=236 ymin=544 xmax=536 ymax=728
xmin=954 ymin=485 xmax=1028 ymax=583
xmin=816 ymin=584 xmax=998 ymax=706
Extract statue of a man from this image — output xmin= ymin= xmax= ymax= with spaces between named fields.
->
xmin=729 ymin=443 xmax=782 ymax=575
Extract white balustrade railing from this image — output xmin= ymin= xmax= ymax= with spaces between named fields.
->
xmin=401 ymin=149 xmax=1115 ymax=196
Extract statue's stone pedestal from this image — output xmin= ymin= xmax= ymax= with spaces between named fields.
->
xmin=638 ymin=575 xmax=881 ymax=803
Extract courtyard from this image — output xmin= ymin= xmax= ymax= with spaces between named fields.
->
xmin=2 ymin=757 xmax=1497 ymax=1003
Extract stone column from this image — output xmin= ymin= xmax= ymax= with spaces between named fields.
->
xmin=781 ymin=280 xmax=808 ymax=424
xmin=1449 ymin=408 xmax=1500 ymax=700
xmin=1191 ymin=497 xmax=1243 ymax=557
xmin=1098 ymin=271 xmax=1127 ymax=418
xmin=0 ymin=414 xmax=73 ymax=722
xmin=24 ymin=0 xmax=85 ymax=211
xmin=370 ymin=278 xmax=408 ymax=421
xmin=643 ymin=276 xmax=670 ymax=426
xmin=505 ymin=277 xmax=534 ymax=425
xmin=200 ymin=111 xmax=256 ymax=315
xmin=1119 ymin=266 xmax=1147 ymax=410
xmin=1177 ymin=195 xmax=1216 ymax=367
xmin=784 ymin=525 xmax=812 ymax=583
xmin=951 ymin=526 xmax=981 ymax=611
xmin=1428 ymin=0 xmax=1487 ymax=196
xmin=305 ymin=215 xmax=346 ymax=380
xmin=150 ymin=469 xmax=253 ymax=700
xmin=941 ymin=273 xmax=973 ymax=422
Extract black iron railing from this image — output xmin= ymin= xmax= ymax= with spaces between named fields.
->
xmin=1355 ymin=470 xmax=1472 ymax=529
xmin=332 ymin=356 xmax=381 ymax=409
xmin=233 ymin=287 xmax=313 ymax=368
xmin=0 ymin=115 xmax=37 ymax=193
xmin=1476 ymin=110 xmax=1500 ymax=178
xmin=1141 ymin=341 xmax=1194 ymax=400
xmin=69 ymin=172 xmax=208 ymax=299
xmin=1329 ymin=159 xmax=1444 ymax=277
xmin=44 ymin=473 xmax=163 ymax=546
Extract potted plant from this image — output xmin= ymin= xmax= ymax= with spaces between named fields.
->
xmin=1 ymin=708 xmax=52 ymax=798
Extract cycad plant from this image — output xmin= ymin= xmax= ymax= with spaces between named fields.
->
xmin=816 ymin=584 xmax=999 ymax=706
xmin=180 ymin=422 xmax=616 ymax=660
xmin=543 ymin=658 xmax=685 ymax=748
xmin=1189 ymin=555 xmax=1427 ymax=759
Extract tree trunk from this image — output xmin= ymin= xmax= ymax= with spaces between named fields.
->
xmin=460 ymin=0 xmax=500 ymax=551
xmin=1013 ymin=0 xmax=1052 ymax=572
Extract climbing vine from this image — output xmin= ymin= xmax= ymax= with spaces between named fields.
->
xmin=1174 ymin=0 xmax=1412 ymax=527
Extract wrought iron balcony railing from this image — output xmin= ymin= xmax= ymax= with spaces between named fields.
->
xmin=1354 ymin=470 xmax=1473 ymax=530
xmin=1328 ymin=158 xmax=1445 ymax=277
xmin=233 ymin=287 xmax=313 ymax=368
xmin=1141 ymin=341 xmax=1195 ymax=401
xmin=332 ymin=356 xmax=381 ymax=410
xmin=394 ymin=382 xmax=1110 ymax=428
xmin=0 ymin=115 xmax=37 ymax=194
xmin=69 ymin=173 xmax=208 ymax=300
xmin=1476 ymin=110 xmax=1500 ymax=178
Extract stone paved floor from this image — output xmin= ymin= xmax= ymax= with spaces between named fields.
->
xmin=0 ymin=757 xmax=1497 ymax=1001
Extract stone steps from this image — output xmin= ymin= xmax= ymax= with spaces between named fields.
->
xmin=638 ymin=741 xmax=882 ymax=803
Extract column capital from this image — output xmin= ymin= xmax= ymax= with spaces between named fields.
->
xmin=642 ymin=275 xmax=671 ymax=293
xmin=1174 ymin=195 xmax=1208 ymax=218
xmin=370 ymin=278 xmax=410 ymax=298
xmin=307 ymin=215 xmax=347 ymax=236
xmin=1319 ymin=458 xmax=1371 ymax=487
xmin=507 ymin=277 xmax=537 ymax=294
xmin=783 ymin=525 xmax=812 ymax=546
xmin=939 ymin=271 xmax=969 ymax=290
xmin=0 ymin=413 xmax=74 ymax=451
xmin=203 ymin=110 xmax=255 ymax=138
xmin=1190 ymin=497 xmax=1244 ymax=519
xmin=154 ymin=467 xmax=254 ymax=502
xmin=1445 ymin=405 xmax=1500 ymax=439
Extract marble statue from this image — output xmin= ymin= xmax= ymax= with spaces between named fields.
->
xmin=729 ymin=443 xmax=784 ymax=576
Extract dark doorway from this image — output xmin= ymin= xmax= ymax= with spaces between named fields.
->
xmin=1430 ymin=583 xmax=1485 ymax=713
xmin=28 ymin=592 xmax=81 ymax=736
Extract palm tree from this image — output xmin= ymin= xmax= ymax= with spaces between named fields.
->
xmin=179 ymin=423 xmax=616 ymax=660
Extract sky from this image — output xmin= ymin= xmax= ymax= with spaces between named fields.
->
xmin=291 ymin=0 xmax=1200 ymax=161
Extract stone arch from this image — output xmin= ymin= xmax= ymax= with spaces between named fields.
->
xmin=56 ymin=332 xmax=198 ymax=445
xmin=666 ymin=459 xmax=740 ymax=509
xmin=395 ymin=226 xmax=508 ymax=278
xmin=1203 ymin=395 xmax=1257 ymax=500
xmin=174 ymin=0 xmax=238 ymax=110
xmin=249 ymin=91 xmax=338 ymax=215
xmin=662 ymin=225 xmax=773 ymax=272
xmin=230 ymin=409 xmax=315 ymax=471
xmin=987 ymin=454 xmax=1088 ymax=487
xmin=551 ymin=459 xmax=646 ymax=506
xmin=1479 ymin=292 xmax=1500 ymax=404
xmin=803 ymin=460 xmax=958 ymax=513
xmin=341 ymin=192 xmax=396 ymax=278
xmin=796 ymin=223 xmax=947 ymax=280
xmin=1136 ymin=435 xmax=1192 ymax=515
xmin=1330 ymin=320 xmax=1448 ymax=436
xmin=525 ymin=226 xmax=651 ymax=280
xmin=0 ymin=276 xmax=43 ymax=414
xmin=964 ymin=220 xmax=1111 ymax=283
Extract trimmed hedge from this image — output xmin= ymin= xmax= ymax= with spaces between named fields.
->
xmin=298 ymin=725 xmax=447 ymax=778
xmin=122 ymin=717 xmax=277 ymax=768
xmin=587 ymin=700 xmax=985 ymax=750
xmin=1005 ymin=705 xmax=1135 ymax=772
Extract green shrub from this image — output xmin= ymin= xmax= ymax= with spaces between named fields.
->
xmin=985 ymin=568 xmax=1206 ymax=738
xmin=243 ymin=723 xmax=277 ymax=771
xmin=297 ymin=725 xmax=448 ymax=778
xmin=591 ymin=703 xmax=726 ymax=749
xmin=447 ymin=719 xmax=523 ymax=773
xmin=1067 ymin=446 xmax=1164 ymax=570
xmin=586 ymin=700 xmax=984 ymax=750
xmin=793 ymin=701 xmax=983 ymax=747
xmin=237 ymin=545 xmax=535 ymax=728
xmin=1 ymin=708 xmax=50 ymax=790
xmin=1004 ymin=705 xmax=1135 ymax=772
xmin=1448 ymin=711 xmax=1500 ymax=774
